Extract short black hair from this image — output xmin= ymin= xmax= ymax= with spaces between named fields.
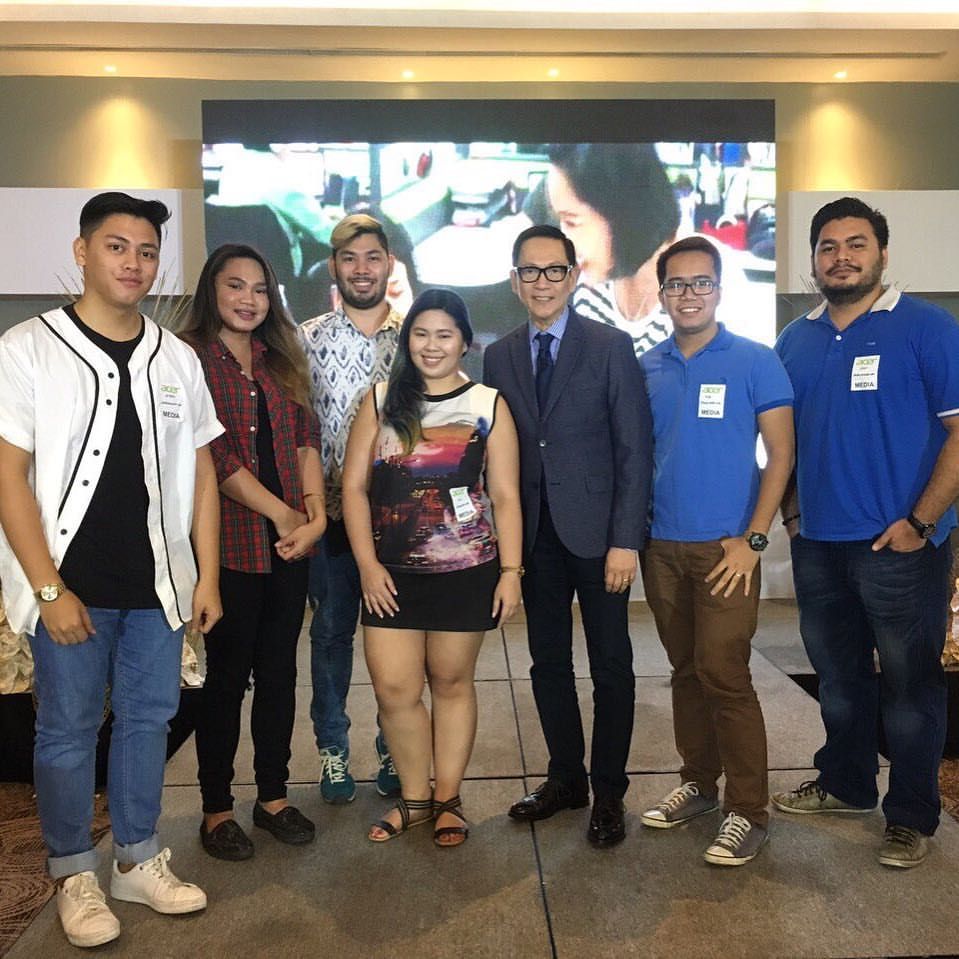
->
xmin=512 ymin=224 xmax=576 ymax=268
xmin=547 ymin=143 xmax=679 ymax=278
xmin=79 ymin=192 xmax=171 ymax=246
xmin=809 ymin=197 xmax=889 ymax=253
xmin=656 ymin=235 xmax=723 ymax=286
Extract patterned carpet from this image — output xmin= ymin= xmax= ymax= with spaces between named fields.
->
xmin=0 ymin=785 xmax=110 ymax=957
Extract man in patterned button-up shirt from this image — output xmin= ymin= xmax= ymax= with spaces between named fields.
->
xmin=296 ymin=214 xmax=403 ymax=804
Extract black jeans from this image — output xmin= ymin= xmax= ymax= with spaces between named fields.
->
xmin=196 ymin=559 xmax=308 ymax=814
xmin=521 ymin=501 xmax=635 ymax=799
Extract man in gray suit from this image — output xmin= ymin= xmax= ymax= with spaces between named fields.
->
xmin=484 ymin=224 xmax=652 ymax=845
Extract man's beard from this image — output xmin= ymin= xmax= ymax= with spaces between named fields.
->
xmin=818 ymin=260 xmax=883 ymax=306
xmin=334 ymin=272 xmax=388 ymax=311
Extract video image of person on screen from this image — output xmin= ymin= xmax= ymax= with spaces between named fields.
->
xmin=544 ymin=142 xmax=774 ymax=356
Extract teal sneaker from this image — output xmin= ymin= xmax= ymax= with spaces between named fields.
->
xmin=375 ymin=732 xmax=401 ymax=798
xmin=318 ymin=747 xmax=356 ymax=804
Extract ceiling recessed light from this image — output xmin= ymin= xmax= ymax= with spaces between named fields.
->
xmin=401 ymin=69 xmax=415 ymax=80
xmin=104 ymin=64 xmax=117 ymax=73
xmin=833 ymin=70 xmax=847 ymax=80
xmin=547 ymin=68 xmax=560 ymax=79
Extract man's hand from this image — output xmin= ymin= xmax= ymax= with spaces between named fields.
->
xmin=190 ymin=578 xmax=223 ymax=635
xmin=39 ymin=591 xmax=95 ymax=645
xmin=705 ymin=537 xmax=761 ymax=598
xmin=872 ymin=518 xmax=928 ymax=553
xmin=605 ymin=547 xmax=637 ymax=594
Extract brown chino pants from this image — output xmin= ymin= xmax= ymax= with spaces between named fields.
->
xmin=641 ymin=538 xmax=769 ymax=827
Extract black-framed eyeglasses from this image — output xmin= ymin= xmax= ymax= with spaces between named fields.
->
xmin=515 ymin=265 xmax=572 ymax=284
xmin=660 ymin=278 xmax=717 ymax=297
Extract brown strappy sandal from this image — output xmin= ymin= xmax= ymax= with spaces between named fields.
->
xmin=432 ymin=795 xmax=469 ymax=848
xmin=368 ymin=797 xmax=434 ymax=843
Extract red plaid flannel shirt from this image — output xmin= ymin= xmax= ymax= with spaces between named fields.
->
xmin=190 ymin=337 xmax=322 ymax=573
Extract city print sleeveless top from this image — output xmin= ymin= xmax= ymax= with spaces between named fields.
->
xmin=370 ymin=381 xmax=499 ymax=573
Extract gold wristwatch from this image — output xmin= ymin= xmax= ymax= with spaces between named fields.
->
xmin=35 ymin=582 xmax=67 ymax=602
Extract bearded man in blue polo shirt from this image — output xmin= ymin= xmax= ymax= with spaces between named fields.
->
xmin=773 ymin=197 xmax=959 ymax=869
xmin=638 ymin=236 xmax=795 ymax=866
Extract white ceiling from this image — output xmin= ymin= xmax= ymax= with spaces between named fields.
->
xmin=2 ymin=2 xmax=959 ymax=83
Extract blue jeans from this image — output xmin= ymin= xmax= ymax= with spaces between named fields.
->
xmin=308 ymin=534 xmax=362 ymax=753
xmin=790 ymin=535 xmax=952 ymax=835
xmin=29 ymin=608 xmax=182 ymax=878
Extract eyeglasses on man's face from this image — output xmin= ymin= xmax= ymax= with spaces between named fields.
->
xmin=515 ymin=265 xmax=573 ymax=284
xmin=660 ymin=278 xmax=718 ymax=297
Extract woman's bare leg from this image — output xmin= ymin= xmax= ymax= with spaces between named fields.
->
xmin=427 ymin=630 xmax=485 ymax=843
xmin=364 ymin=626 xmax=431 ymax=837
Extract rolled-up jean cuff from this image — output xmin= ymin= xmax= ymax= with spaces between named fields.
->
xmin=48 ymin=848 xmax=99 ymax=880
xmin=113 ymin=832 xmax=161 ymax=866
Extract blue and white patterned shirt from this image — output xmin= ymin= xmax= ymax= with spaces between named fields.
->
xmin=297 ymin=305 xmax=402 ymax=519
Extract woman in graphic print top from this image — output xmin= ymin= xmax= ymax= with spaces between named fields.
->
xmin=342 ymin=288 xmax=522 ymax=848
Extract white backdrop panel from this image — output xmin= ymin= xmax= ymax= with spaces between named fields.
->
xmin=0 ymin=188 xmax=185 ymax=295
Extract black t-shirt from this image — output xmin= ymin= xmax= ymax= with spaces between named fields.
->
xmin=58 ymin=305 xmax=160 ymax=609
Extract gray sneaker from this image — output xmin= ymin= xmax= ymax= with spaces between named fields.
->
xmin=703 ymin=812 xmax=768 ymax=866
xmin=771 ymin=780 xmax=875 ymax=815
xmin=641 ymin=782 xmax=719 ymax=829
xmin=878 ymin=825 xmax=929 ymax=868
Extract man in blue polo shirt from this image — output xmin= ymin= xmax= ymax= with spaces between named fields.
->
xmin=639 ymin=236 xmax=794 ymax=866
xmin=773 ymin=197 xmax=959 ymax=869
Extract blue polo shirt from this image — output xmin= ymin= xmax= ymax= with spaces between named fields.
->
xmin=775 ymin=289 xmax=959 ymax=546
xmin=641 ymin=324 xmax=794 ymax=541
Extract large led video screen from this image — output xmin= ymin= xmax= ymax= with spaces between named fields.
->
xmin=202 ymin=100 xmax=776 ymax=363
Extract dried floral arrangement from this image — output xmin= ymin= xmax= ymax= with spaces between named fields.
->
xmin=0 ymin=591 xmax=33 ymax=694
xmin=946 ymin=548 xmax=959 ymax=668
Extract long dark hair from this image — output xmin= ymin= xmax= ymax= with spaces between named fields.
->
xmin=548 ymin=143 xmax=679 ymax=279
xmin=178 ymin=243 xmax=311 ymax=409
xmin=382 ymin=288 xmax=473 ymax=452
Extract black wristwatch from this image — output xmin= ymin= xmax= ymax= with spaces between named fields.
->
xmin=906 ymin=512 xmax=936 ymax=540
xmin=745 ymin=531 xmax=769 ymax=552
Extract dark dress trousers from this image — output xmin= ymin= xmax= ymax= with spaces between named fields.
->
xmin=484 ymin=310 xmax=653 ymax=798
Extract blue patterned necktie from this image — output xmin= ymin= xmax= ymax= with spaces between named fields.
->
xmin=535 ymin=331 xmax=554 ymax=412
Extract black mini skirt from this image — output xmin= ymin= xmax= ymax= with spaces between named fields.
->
xmin=361 ymin=559 xmax=499 ymax=632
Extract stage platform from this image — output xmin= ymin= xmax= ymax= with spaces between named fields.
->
xmin=9 ymin=601 xmax=959 ymax=959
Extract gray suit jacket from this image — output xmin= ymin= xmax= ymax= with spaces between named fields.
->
xmin=483 ymin=309 xmax=652 ymax=559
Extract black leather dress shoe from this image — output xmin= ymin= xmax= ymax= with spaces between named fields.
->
xmin=588 ymin=796 xmax=626 ymax=847
xmin=508 ymin=779 xmax=590 ymax=822
xmin=200 ymin=818 xmax=254 ymax=861
xmin=252 ymin=803 xmax=316 ymax=845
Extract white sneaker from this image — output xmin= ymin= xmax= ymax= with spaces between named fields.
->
xmin=57 ymin=871 xmax=120 ymax=948
xmin=110 ymin=848 xmax=207 ymax=914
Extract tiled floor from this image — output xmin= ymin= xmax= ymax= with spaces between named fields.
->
xmin=9 ymin=602 xmax=959 ymax=959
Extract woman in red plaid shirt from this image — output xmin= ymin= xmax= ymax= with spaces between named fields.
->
xmin=180 ymin=244 xmax=326 ymax=862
